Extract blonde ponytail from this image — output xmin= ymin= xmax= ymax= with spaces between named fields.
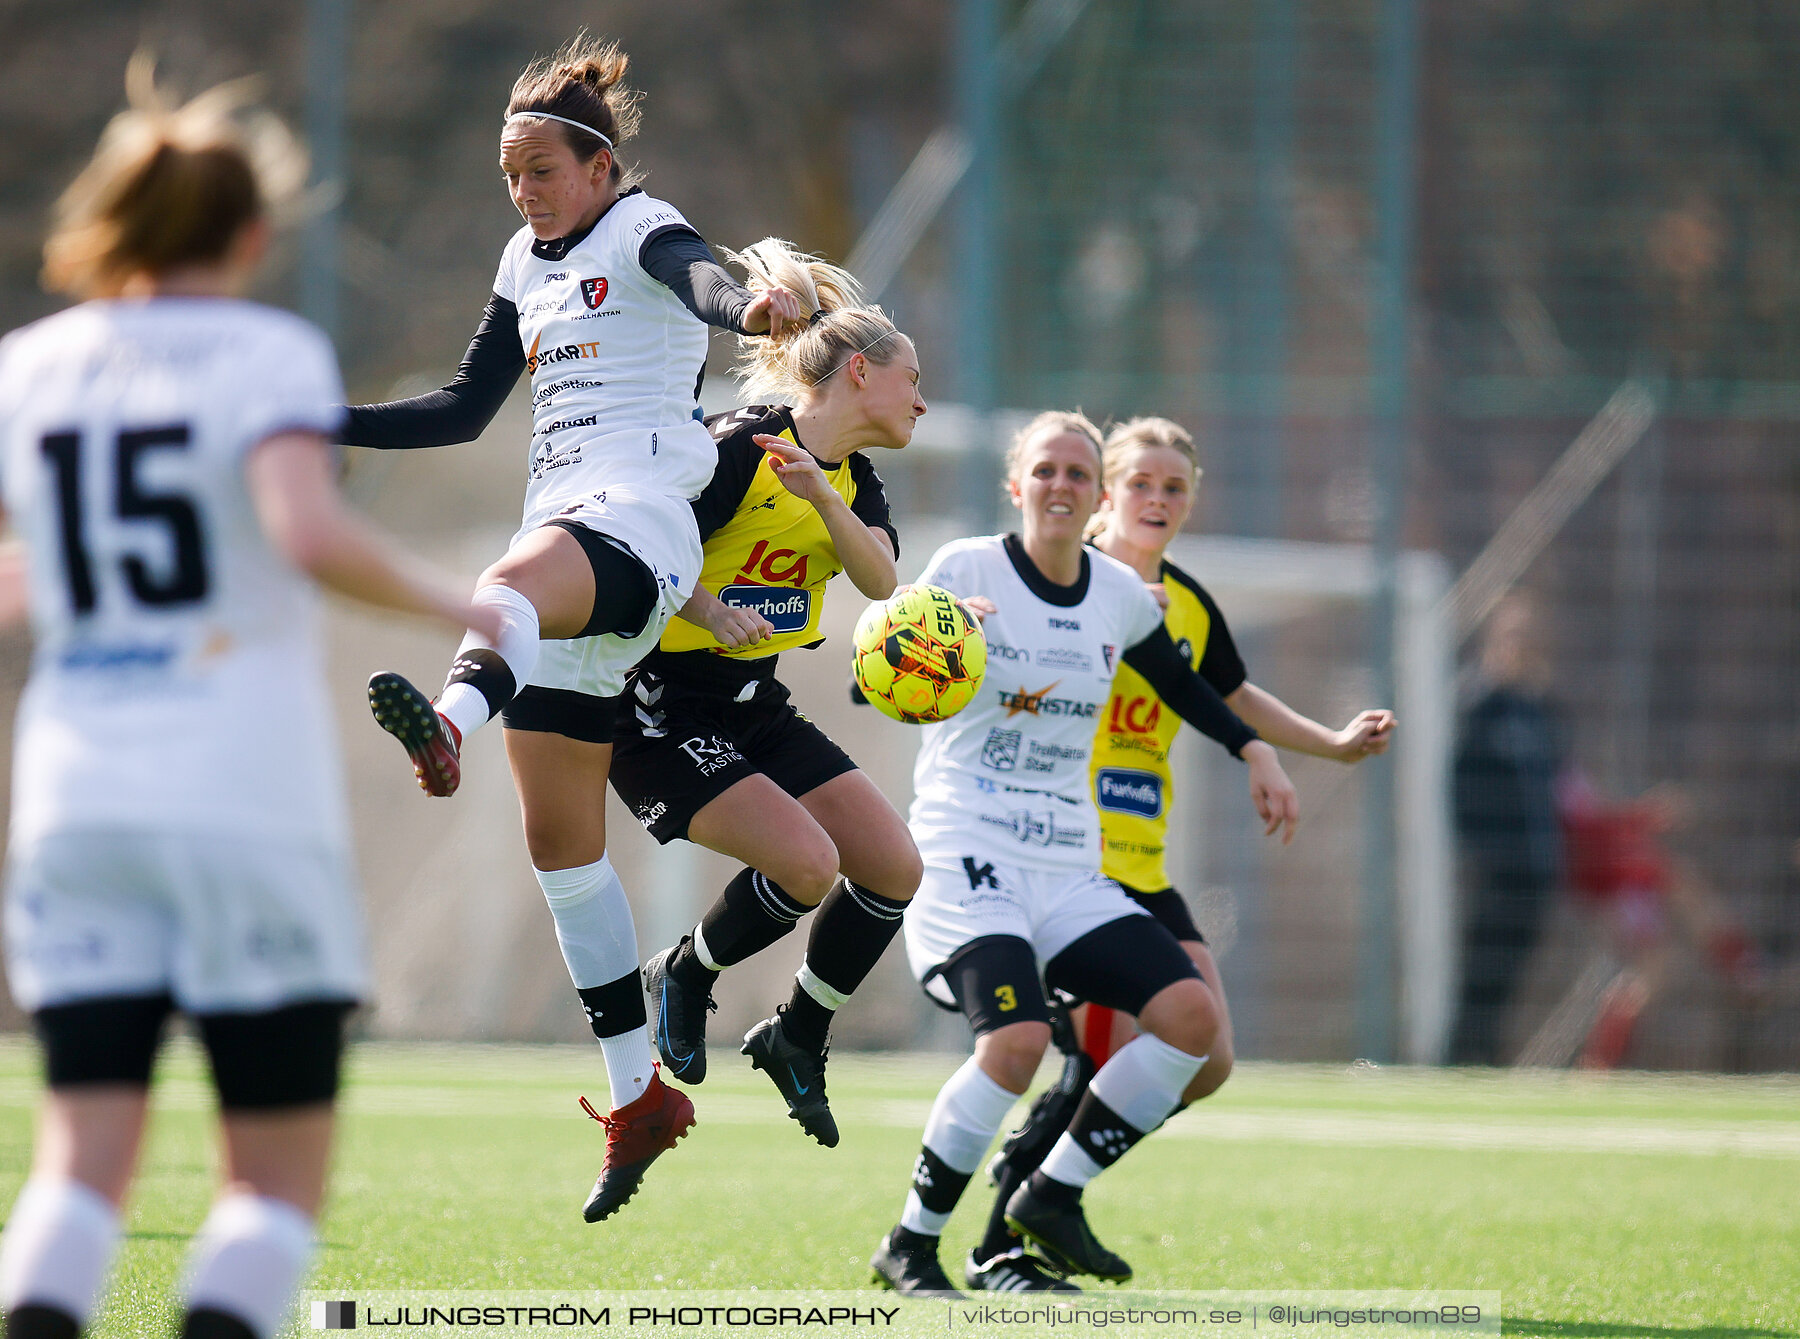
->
xmin=728 ymin=238 xmax=904 ymax=402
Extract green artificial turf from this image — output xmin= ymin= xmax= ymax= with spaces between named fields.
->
xmin=0 ymin=1039 xmax=1793 ymax=1337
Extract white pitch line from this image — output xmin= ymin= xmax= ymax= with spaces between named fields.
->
xmin=1 ymin=1080 xmax=1794 ymax=1160
xmin=1154 ymin=1110 xmax=1800 ymax=1160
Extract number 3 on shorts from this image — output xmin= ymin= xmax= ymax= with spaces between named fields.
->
xmin=994 ymin=983 xmax=1017 ymax=1012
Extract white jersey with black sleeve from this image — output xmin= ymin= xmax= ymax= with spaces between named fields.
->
xmin=907 ymin=534 xmax=1164 ymax=873
xmin=0 ymin=298 xmax=350 ymax=851
xmin=492 ymin=191 xmax=717 ymax=530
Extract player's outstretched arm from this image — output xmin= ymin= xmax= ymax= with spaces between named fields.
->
xmin=247 ymin=431 xmax=500 ymax=636
xmin=676 ymin=585 xmax=773 ymax=649
xmin=340 ymin=294 xmax=525 ymax=450
xmin=1226 ymin=682 xmax=1397 ymax=763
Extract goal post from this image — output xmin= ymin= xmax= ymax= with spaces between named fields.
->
xmin=1163 ymin=535 xmax=1457 ymax=1065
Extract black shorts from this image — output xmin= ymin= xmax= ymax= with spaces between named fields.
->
xmin=935 ymin=917 xmax=1201 ymax=1035
xmin=1118 ymin=884 xmax=1205 ymax=945
xmin=610 ymin=650 xmax=857 ymax=843
xmin=1045 ymin=914 xmax=1202 ymax=1016
xmin=935 ymin=935 xmax=1053 ymax=1035
xmin=502 ymin=685 xmax=621 ymax=744
xmin=33 ymin=993 xmax=352 ymax=1110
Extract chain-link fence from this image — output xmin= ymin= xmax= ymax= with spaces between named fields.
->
xmin=0 ymin=1 xmax=1794 ymax=1069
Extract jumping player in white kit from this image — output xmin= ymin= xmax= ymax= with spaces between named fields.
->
xmin=338 ymin=35 xmax=803 ymax=1221
xmin=870 ymin=412 xmax=1300 ymax=1295
xmin=0 ymin=63 xmax=494 ymax=1339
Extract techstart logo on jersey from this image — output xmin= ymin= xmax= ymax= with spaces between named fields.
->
xmin=526 ymin=331 xmax=602 ymax=376
xmin=997 ymin=682 xmax=1099 ymax=719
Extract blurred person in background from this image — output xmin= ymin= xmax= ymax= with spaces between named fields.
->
xmin=1449 ymin=593 xmax=1566 ymax=1065
xmin=1558 ymin=773 xmax=1768 ymax=1069
xmin=0 ymin=61 xmax=493 ymax=1339
xmin=617 ymin=240 xmax=926 ymax=1148
xmin=337 ymin=35 xmax=804 ymax=1223
xmin=970 ymin=416 xmax=1394 ymax=1292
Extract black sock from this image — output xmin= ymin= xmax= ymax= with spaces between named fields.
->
xmin=801 ymin=879 xmax=908 ymax=999
xmin=180 ymin=1309 xmax=258 ymax=1339
xmin=442 ymin=646 xmax=517 ymax=720
xmin=889 ymin=1223 xmax=939 ymax=1251
xmin=911 ymin=1146 xmax=974 ymax=1221
xmin=6 ymin=1306 xmax=80 ymax=1339
xmin=778 ymin=993 xmax=832 ymax=1052
xmin=577 ymin=970 xmax=648 ymax=1041
xmin=779 ymin=879 xmax=907 ymax=1052
xmin=1025 ymin=1168 xmax=1083 ymax=1207
xmin=1059 ymin=1092 xmax=1147 ymax=1174
xmin=978 ymin=1166 xmax=1029 ymax=1263
xmin=697 ymin=867 xmax=809 ymax=968
xmin=667 ymin=935 xmax=719 ymax=996
xmin=977 ymin=1049 xmax=1092 ymax=1260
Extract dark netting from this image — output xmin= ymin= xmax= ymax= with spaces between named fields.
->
xmin=987 ymin=0 xmax=1799 ymax=1071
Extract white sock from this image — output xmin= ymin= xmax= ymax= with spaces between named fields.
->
xmin=181 ymin=1193 xmax=314 ymax=1339
xmin=899 ymin=1057 xmax=1019 ymax=1235
xmin=436 ymin=584 xmax=542 ymax=741
xmin=795 ymin=962 xmax=847 ymax=1011
xmin=0 ymin=1178 xmax=119 ymax=1324
xmin=1089 ymin=1032 xmax=1204 ymax=1132
xmin=1038 ymin=1034 xmax=1205 ymax=1189
xmin=689 ymin=923 xmax=721 ymax=971
xmin=535 ymin=856 xmax=640 ymax=990
xmin=536 ymin=857 xmax=656 ymax=1108
xmin=600 ymin=1028 xmax=660 ymax=1111
xmin=1036 ymin=1131 xmax=1106 ymax=1188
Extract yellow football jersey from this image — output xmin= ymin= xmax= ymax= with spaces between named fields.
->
xmin=1090 ymin=558 xmax=1246 ymax=892
xmin=659 ymin=405 xmax=896 ymax=658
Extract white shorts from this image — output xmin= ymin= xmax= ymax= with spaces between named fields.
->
xmin=3 ymin=829 xmax=367 ymax=1014
xmin=903 ymin=854 xmax=1150 ymax=1006
xmin=521 ymin=483 xmax=705 ymax=699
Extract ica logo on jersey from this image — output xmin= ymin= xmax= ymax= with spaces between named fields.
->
xmin=1108 ymin=695 xmax=1163 ymax=735
xmin=737 ymin=539 xmax=809 ymax=587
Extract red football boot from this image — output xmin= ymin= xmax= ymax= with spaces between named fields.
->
xmin=368 ymin=671 xmax=461 ymax=797
xmin=580 ymin=1069 xmax=696 ymax=1222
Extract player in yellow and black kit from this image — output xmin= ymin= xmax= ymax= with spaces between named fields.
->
xmin=965 ymin=416 xmax=1398 ymax=1289
xmin=612 ymin=241 xmax=927 ymax=1148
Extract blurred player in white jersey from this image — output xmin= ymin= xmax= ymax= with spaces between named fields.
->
xmin=870 ymin=413 xmax=1299 ymax=1295
xmin=0 ymin=61 xmax=494 ymax=1339
xmin=338 ymin=37 xmax=804 ymax=1221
